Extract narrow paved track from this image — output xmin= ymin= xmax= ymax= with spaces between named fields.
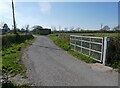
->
xmin=25 ymin=36 xmax=118 ymax=86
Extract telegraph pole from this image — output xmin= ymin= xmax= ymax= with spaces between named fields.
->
xmin=101 ymin=24 xmax=103 ymax=30
xmin=12 ymin=0 xmax=17 ymax=34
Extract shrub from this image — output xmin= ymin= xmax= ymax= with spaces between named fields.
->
xmin=2 ymin=34 xmax=34 ymax=50
xmin=2 ymin=34 xmax=34 ymax=77
xmin=107 ymin=34 xmax=120 ymax=71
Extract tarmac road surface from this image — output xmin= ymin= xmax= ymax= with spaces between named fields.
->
xmin=24 ymin=36 xmax=118 ymax=86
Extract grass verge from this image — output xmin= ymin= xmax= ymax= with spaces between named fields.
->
xmin=69 ymin=50 xmax=95 ymax=63
xmin=48 ymin=34 xmax=95 ymax=63
xmin=58 ymin=33 xmax=120 ymax=37
xmin=1 ymin=34 xmax=35 ymax=87
xmin=2 ymin=39 xmax=34 ymax=76
xmin=2 ymin=34 xmax=35 ymax=76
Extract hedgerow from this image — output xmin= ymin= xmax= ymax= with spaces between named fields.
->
xmin=107 ymin=34 xmax=120 ymax=71
xmin=2 ymin=34 xmax=34 ymax=50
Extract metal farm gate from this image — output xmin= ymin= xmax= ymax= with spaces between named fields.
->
xmin=70 ymin=35 xmax=108 ymax=65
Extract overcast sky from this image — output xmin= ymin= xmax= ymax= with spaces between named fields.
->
xmin=0 ymin=0 xmax=119 ymax=30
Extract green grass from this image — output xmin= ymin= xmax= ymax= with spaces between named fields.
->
xmin=49 ymin=34 xmax=70 ymax=51
xmin=2 ymin=34 xmax=35 ymax=76
xmin=69 ymin=50 xmax=95 ymax=63
xmin=0 ymin=57 xmax=2 ymax=70
xmin=49 ymin=34 xmax=95 ymax=63
xmin=58 ymin=33 xmax=120 ymax=37
xmin=2 ymin=34 xmax=34 ymax=50
xmin=2 ymin=39 xmax=34 ymax=76
xmin=1 ymin=34 xmax=35 ymax=87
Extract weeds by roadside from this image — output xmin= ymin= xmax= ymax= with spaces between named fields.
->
xmin=48 ymin=34 xmax=95 ymax=63
xmin=2 ymin=81 xmax=29 ymax=88
xmin=1 ymin=34 xmax=34 ymax=87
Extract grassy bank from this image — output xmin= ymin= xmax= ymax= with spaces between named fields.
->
xmin=2 ymin=34 xmax=34 ymax=76
xmin=48 ymin=34 xmax=95 ymax=63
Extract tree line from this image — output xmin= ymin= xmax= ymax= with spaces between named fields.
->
xmin=0 ymin=23 xmax=51 ymax=35
xmin=0 ymin=23 xmax=120 ymax=35
xmin=0 ymin=23 xmax=29 ymax=34
xmin=51 ymin=25 xmax=120 ymax=33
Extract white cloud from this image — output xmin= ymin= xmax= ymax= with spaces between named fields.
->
xmin=0 ymin=0 xmax=12 ymax=27
xmin=39 ymin=2 xmax=51 ymax=15
xmin=0 ymin=0 xmax=11 ymax=13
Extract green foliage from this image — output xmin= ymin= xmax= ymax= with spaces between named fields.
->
xmin=2 ymin=44 xmax=24 ymax=75
xmin=2 ymin=81 xmax=29 ymax=88
xmin=2 ymin=34 xmax=34 ymax=50
xmin=107 ymin=34 xmax=120 ymax=71
xmin=2 ymin=34 xmax=34 ymax=75
xmin=0 ymin=57 xmax=2 ymax=70
xmin=69 ymin=50 xmax=95 ymax=63
xmin=56 ymin=33 xmax=119 ymax=37
xmin=49 ymin=34 xmax=70 ymax=51
xmin=30 ymin=25 xmax=43 ymax=34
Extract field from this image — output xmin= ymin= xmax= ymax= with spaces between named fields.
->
xmin=57 ymin=33 xmax=120 ymax=37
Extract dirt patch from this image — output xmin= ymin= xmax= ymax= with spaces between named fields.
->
xmin=88 ymin=63 xmax=115 ymax=73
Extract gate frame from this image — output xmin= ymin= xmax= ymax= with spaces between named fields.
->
xmin=70 ymin=35 xmax=108 ymax=65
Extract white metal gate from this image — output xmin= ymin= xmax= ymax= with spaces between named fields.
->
xmin=70 ymin=35 xmax=108 ymax=64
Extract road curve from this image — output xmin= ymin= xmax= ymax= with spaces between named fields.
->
xmin=25 ymin=36 xmax=118 ymax=86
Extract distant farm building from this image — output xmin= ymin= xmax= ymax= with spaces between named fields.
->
xmin=39 ymin=28 xmax=51 ymax=35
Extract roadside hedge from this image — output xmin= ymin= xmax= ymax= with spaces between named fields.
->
xmin=107 ymin=34 xmax=120 ymax=71
xmin=2 ymin=34 xmax=34 ymax=50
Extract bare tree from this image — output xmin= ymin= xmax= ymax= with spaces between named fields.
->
xmin=64 ymin=27 xmax=68 ymax=32
xmin=113 ymin=25 xmax=120 ymax=32
xmin=70 ymin=26 xmax=74 ymax=32
xmin=100 ymin=24 xmax=103 ymax=30
xmin=59 ymin=26 xmax=61 ymax=31
xmin=51 ymin=26 xmax=56 ymax=32
xmin=100 ymin=25 xmax=110 ymax=32
xmin=75 ymin=27 xmax=80 ymax=32
xmin=25 ymin=25 xmax=29 ymax=32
